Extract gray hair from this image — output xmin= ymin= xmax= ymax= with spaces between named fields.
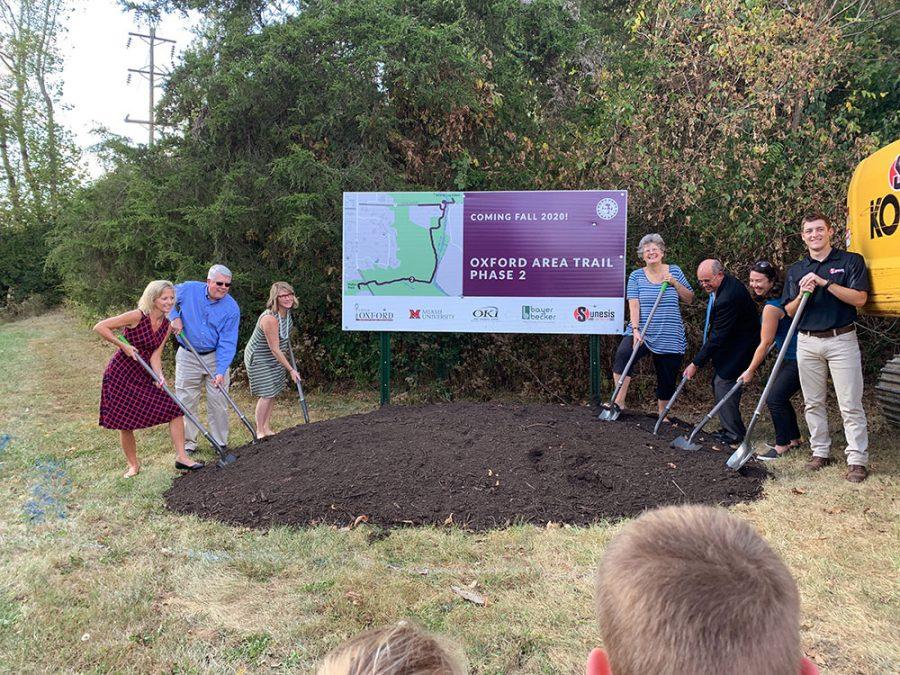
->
xmin=710 ymin=259 xmax=724 ymax=275
xmin=637 ymin=233 xmax=666 ymax=259
xmin=137 ymin=280 xmax=174 ymax=315
xmin=207 ymin=264 xmax=233 ymax=280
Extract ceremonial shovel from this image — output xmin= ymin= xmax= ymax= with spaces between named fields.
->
xmin=117 ymin=335 xmax=237 ymax=467
xmin=653 ymin=375 xmax=689 ymax=435
xmin=727 ymin=291 xmax=812 ymax=470
xmin=599 ymin=281 xmax=669 ymax=422
xmin=671 ymin=380 xmax=744 ymax=452
xmin=176 ymin=328 xmax=258 ymax=442
xmin=287 ymin=311 xmax=310 ymax=423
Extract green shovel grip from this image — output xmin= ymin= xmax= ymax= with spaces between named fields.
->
xmin=116 ymin=334 xmax=132 ymax=347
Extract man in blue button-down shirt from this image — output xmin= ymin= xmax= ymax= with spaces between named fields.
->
xmin=169 ymin=264 xmax=241 ymax=452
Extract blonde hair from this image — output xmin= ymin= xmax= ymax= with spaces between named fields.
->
xmin=137 ymin=280 xmax=174 ymax=315
xmin=317 ymin=622 xmax=466 ymax=675
xmin=595 ymin=505 xmax=801 ymax=675
xmin=266 ymin=281 xmax=297 ymax=312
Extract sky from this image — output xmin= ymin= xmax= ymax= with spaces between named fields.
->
xmin=59 ymin=1 xmax=199 ymax=176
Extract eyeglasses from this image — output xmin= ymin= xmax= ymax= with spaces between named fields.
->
xmin=753 ymin=261 xmax=772 ymax=269
xmin=214 ymin=281 xmax=232 ymax=288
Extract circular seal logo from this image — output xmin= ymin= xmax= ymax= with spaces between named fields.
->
xmin=595 ymin=198 xmax=619 ymax=221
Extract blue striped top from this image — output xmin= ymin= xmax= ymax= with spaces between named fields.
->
xmin=623 ymin=265 xmax=691 ymax=354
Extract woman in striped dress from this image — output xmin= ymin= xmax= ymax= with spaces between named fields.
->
xmin=244 ymin=282 xmax=300 ymax=437
xmin=612 ymin=233 xmax=694 ymax=415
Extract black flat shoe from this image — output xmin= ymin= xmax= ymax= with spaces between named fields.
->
xmin=176 ymin=461 xmax=204 ymax=471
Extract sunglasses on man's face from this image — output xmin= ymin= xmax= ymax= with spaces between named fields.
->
xmin=214 ymin=281 xmax=232 ymax=288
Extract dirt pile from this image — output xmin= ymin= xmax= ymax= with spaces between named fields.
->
xmin=164 ymin=403 xmax=766 ymax=530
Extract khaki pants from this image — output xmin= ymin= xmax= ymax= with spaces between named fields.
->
xmin=797 ymin=331 xmax=868 ymax=467
xmin=175 ymin=347 xmax=230 ymax=449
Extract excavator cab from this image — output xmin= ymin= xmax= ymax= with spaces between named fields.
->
xmin=847 ymin=139 xmax=900 ymax=426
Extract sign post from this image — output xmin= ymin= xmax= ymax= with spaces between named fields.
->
xmin=380 ymin=332 xmax=391 ymax=406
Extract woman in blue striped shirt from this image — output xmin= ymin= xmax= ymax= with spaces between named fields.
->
xmin=612 ymin=233 xmax=694 ymax=415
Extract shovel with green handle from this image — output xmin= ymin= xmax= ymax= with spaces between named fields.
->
xmin=176 ymin=329 xmax=257 ymax=442
xmin=117 ymin=334 xmax=237 ymax=467
xmin=727 ymin=290 xmax=812 ymax=470
xmin=599 ymin=281 xmax=669 ymax=421
xmin=287 ymin=311 xmax=310 ymax=423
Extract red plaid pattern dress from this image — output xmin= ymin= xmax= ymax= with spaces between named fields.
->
xmin=99 ymin=313 xmax=182 ymax=430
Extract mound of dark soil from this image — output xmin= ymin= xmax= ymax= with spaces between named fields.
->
xmin=164 ymin=403 xmax=766 ymax=531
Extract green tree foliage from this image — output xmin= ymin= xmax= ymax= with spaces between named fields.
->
xmin=0 ymin=0 xmax=79 ymax=309
xmin=50 ymin=0 xmax=899 ymax=396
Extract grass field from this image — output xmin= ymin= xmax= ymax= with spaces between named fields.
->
xmin=0 ymin=310 xmax=897 ymax=673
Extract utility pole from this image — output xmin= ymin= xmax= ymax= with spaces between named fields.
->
xmin=125 ymin=24 xmax=176 ymax=147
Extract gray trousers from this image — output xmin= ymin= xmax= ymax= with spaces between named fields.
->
xmin=713 ymin=374 xmax=745 ymax=443
xmin=174 ymin=347 xmax=230 ymax=448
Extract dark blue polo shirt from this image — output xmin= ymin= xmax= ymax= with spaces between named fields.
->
xmin=783 ymin=248 xmax=869 ymax=331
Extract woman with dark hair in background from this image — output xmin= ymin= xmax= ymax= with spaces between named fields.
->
xmin=739 ymin=260 xmax=804 ymax=460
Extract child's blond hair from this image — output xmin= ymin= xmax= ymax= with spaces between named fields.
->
xmin=317 ymin=621 xmax=466 ymax=675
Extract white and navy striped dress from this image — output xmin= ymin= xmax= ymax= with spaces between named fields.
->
xmin=623 ymin=265 xmax=691 ymax=354
xmin=244 ymin=310 xmax=292 ymax=398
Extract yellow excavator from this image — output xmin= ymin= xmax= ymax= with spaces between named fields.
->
xmin=847 ymin=139 xmax=900 ymax=426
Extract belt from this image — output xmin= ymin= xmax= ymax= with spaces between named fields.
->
xmin=799 ymin=324 xmax=855 ymax=338
xmin=179 ymin=345 xmax=215 ymax=356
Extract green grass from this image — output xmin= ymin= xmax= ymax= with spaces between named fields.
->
xmin=0 ymin=310 xmax=897 ymax=673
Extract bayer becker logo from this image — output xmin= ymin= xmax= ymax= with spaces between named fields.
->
xmin=595 ymin=198 xmax=618 ymax=220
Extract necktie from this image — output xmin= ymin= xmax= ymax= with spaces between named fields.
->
xmin=703 ymin=292 xmax=715 ymax=342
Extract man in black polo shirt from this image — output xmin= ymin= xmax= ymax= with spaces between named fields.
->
xmin=784 ymin=212 xmax=870 ymax=482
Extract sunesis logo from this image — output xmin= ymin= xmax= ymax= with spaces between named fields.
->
xmin=354 ymin=304 xmax=394 ymax=322
xmin=574 ymin=306 xmax=615 ymax=322
xmin=473 ymin=306 xmax=499 ymax=319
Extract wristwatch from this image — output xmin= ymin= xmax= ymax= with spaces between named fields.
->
xmin=824 ymin=279 xmax=834 ymax=291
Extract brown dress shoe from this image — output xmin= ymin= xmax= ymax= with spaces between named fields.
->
xmin=805 ymin=456 xmax=834 ymax=471
xmin=846 ymin=465 xmax=868 ymax=483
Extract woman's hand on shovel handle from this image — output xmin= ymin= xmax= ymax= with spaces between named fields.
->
xmin=154 ymin=373 xmax=167 ymax=389
xmin=120 ymin=343 xmax=138 ymax=360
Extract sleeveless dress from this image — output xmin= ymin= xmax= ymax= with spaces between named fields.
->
xmin=244 ymin=310 xmax=292 ymax=398
xmin=99 ymin=313 xmax=182 ymax=430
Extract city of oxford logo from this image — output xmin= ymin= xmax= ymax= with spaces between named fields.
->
xmin=595 ymin=198 xmax=619 ymax=221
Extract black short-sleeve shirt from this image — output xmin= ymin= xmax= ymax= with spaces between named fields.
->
xmin=783 ymin=248 xmax=870 ymax=331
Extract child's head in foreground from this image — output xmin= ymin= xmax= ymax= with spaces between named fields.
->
xmin=317 ymin=621 xmax=466 ymax=675
xmin=587 ymin=504 xmax=818 ymax=675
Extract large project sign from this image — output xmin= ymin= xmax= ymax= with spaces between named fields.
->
xmin=342 ymin=190 xmax=627 ymax=334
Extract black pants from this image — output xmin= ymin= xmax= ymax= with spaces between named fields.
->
xmin=766 ymin=359 xmax=802 ymax=446
xmin=613 ymin=336 xmax=683 ymax=400
xmin=713 ymin=374 xmax=745 ymax=443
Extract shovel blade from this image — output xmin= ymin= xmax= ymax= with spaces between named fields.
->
xmin=216 ymin=452 xmax=238 ymax=468
xmin=598 ymin=403 xmax=621 ymax=421
xmin=726 ymin=443 xmax=755 ymax=471
xmin=671 ymin=435 xmax=701 ymax=452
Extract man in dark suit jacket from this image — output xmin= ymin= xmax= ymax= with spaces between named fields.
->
xmin=683 ymin=259 xmax=760 ymax=444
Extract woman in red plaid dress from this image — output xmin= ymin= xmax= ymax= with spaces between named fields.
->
xmin=94 ymin=280 xmax=204 ymax=477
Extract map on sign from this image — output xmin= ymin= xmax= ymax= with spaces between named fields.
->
xmin=343 ymin=192 xmax=464 ymax=297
